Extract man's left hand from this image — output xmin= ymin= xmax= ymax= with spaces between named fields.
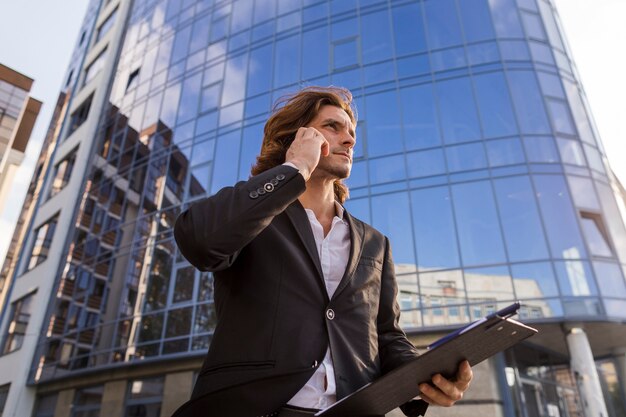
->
xmin=418 ymin=360 xmax=473 ymax=407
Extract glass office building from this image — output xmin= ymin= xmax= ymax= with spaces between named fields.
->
xmin=1 ymin=0 xmax=626 ymax=416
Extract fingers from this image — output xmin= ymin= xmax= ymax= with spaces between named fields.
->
xmin=417 ymin=362 xmax=473 ymax=408
xmin=286 ymin=127 xmax=328 ymax=181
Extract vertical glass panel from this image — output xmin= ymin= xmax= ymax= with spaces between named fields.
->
xmin=445 ymin=143 xmax=487 ymax=172
xmin=160 ymin=82 xmax=181 ymax=127
xmin=194 ymin=303 xmax=217 ymax=333
xmin=523 ymin=136 xmax=559 ymax=163
xmin=173 ymin=266 xmax=195 ymax=303
xmin=537 ymin=0 xmax=565 ymax=51
xmin=494 ymin=176 xmax=549 ymax=262
xmin=368 ymin=155 xmax=406 ymax=184
xmin=333 ymin=39 xmax=359 ymax=70
xmin=488 ymin=0 xmax=524 ymax=38
xmin=222 ymin=53 xmax=248 ymax=106
xmin=430 ymin=47 xmax=466 ymax=72
xmin=191 ymin=138 xmax=215 ymax=166
xmin=361 ymin=10 xmax=393 ymax=64
xmin=533 ymin=175 xmax=586 ymax=259
xmin=331 ymin=17 xmax=357 ymax=41
xmin=176 ymin=73 xmax=202 ymax=124
xmin=239 ymin=123 xmax=263 ymax=180
xmin=344 ymin=198 xmax=370 ymax=224
xmin=421 ymin=270 xmax=469 ymax=327
xmin=554 ymin=260 xmax=597 ymax=296
xmin=423 ymin=0 xmax=463 ymax=49
xmin=247 ymin=44 xmax=273 ymax=96
xmin=364 ymin=90 xmax=403 ymax=157
xmin=400 ymin=84 xmax=441 ymax=150
xmin=302 ymin=27 xmax=329 ymax=80
xmin=517 ymin=0 xmax=538 ymax=11
xmin=231 ymin=0 xmax=254 ymax=32
xmin=583 ymin=144 xmax=604 ymax=174
xmin=537 ymin=72 xmax=565 ymax=98
xmin=406 ymin=149 xmax=446 ymax=178
xmin=557 ymin=138 xmax=585 ymax=166
xmin=580 ymin=217 xmax=612 ymax=258
xmin=563 ymin=81 xmax=594 ymax=145
xmin=467 ymin=42 xmax=500 ymax=66
xmin=596 ymin=183 xmax=626 ymax=263
xmin=411 ymin=186 xmax=460 ymax=271
xmin=486 ymin=138 xmax=525 ymax=167
xmin=520 ymin=11 xmax=546 ymax=40
xmin=219 ymin=102 xmax=244 ymax=126
xmin=567 ymin=176 xmax=600 ymax=210
xmin=371 ymin=192 xmax=416 ymax=269
xmin=473 ymin=72 xmax=518 ymax=138
xmin=170 ymin=25 xmax=192 ymax=64
xmin=512 ymin=262 xmax=559 ymax=299
xmin=465 ymin=265 xmax=515 ymax=302
xmin=189 ymin=164 xmax=211 ymax=197
xmin=274 ymin=36 xmax=300 ymax=87
xmin=546 ymin=99 xmax=576 ymax=136
xmin=594 ymin=262 xmax=626 ymax=297
xmin=165 ymin=307 xmax=192 ymax=337
xmin=189 ymin=15 xmax=210 ymax=53
xmin=254 ymin=0 xmax=277 ymax=23
xmin=345 ymin=160 xmax=367 ymax=188
xmin=201 ymin=83 xmax=221 ymax=113
xmin=458 ymin=0 xmax=495 ymax=43
xmin=452 ymin=181 xmax=506 ymax=266
xmin=396 ymin=54 xmax=430 ymax=79
xmin=211 ymin=130 xmax=241 ymax=192
xmin=507 ymin=71 xmax=550 ymax=134
xmin=397 ymin=273 xmax=421 ymax=328
xmin=436 ymin=77 xmax=481 ymax=144
xmin=392 ymin=3 xmax=427 ymax=56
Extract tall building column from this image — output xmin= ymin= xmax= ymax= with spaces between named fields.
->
xmin=566 ymin=327 xmax=609 ymax=417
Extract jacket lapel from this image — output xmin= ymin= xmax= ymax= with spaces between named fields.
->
xmin=284 ymin=201 xmax=325 ymax=285
xmin=333 ymin=210 xmax=364 ymax=299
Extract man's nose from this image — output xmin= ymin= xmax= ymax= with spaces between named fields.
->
xmin=342 ymin=133 xmax=356 ymax=149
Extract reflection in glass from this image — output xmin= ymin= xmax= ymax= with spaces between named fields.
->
xmin=594 ymin=262 xmax=626 ymax=297
xmin=452 ymin=181 xmax=506 ymax=266
xmin=406 ymin=149 xmax=446 ymax=178
xmin=507 ymin=71 xmax=550 ymax=134
xmin=423 ymin=0 xmax=463 ymax=49
xmin=436 ymin=77 xmax=481 ymax=144
xmin=523 ymin=136 xmax=559 ymax=163
xmin=554 ymin=260 xmax=597 ymax=296
xmin=557 ymin=138 xmax=585 ymax=166
xmin=473 ymin=72 xmax=518 ymax=138
xmin=458 ymin=0 xmax=495 ymax=42
xmin=465 ymin=265 xmax=515 ymax=302
xmin=567 ymin=176 xmax=600 ymax=210
xmin=512 ymin=262 xmax=559 ymax=299
xmin=391 ymin=4 xmax=427 ymax=56
xmin=400 ymin=84 xmax=440 ymax=150
xmin=361 ymin=11 xmax=392 ymax=64
xmin=371 ymin=193 xmax=416 ymax=269
xmin=364 ymin=91 xmax=402 ymax=156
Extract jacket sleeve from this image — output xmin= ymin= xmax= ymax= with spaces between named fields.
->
xmin=377 ymin=237 xmax=429 ymax=417
xmin=174 ymin=164 xmax=305 ymax=271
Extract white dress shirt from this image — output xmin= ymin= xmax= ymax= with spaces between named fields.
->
xmin=287 ymin=201 xmax=351 ymax=410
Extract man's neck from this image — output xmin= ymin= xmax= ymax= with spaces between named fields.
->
xmin=299 ymin=178 xmax=337 ymax=234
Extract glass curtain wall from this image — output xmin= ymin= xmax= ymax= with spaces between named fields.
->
xmin=31 ymin=0 xmax=626 ymax=383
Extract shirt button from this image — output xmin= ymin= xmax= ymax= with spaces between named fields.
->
xmin=326 ymin=308 xmax=335 ymax=320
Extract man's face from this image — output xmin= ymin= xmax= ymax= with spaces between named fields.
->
xmin=306 ymin=105 xmax=356 ymax=180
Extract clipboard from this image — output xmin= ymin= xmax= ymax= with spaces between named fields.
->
xmin=315 ymin=302 xmax=537 ymax=417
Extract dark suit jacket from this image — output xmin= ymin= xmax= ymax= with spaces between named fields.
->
xmin=171 ymin=164 xmax=427 ymax=417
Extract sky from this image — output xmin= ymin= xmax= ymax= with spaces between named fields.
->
xmin=0 ymin=0 xmax=625 ymax=263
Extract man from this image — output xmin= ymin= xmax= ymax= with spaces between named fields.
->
xmin=172 ymin=87 xmax=472 ymax=417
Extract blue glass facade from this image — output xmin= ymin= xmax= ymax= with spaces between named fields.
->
xmin=20 ymin=0 xmax=626 ymax=415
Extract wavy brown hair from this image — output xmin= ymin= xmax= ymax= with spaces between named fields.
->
xmin=250 ymin=86 xmax=357 ymax=203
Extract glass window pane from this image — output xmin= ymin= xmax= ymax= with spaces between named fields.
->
xmin=210 ymin=130 xmax=241 ymax=192
xmin=567 ymin=176 xmax=600 ymax=210
xmin=533 ymin=175 xmax=587 ymax=259
xmin=424 ymin=0 xmax=463 ymax=49
xmin=344 ymin=197 xmax=370 ymax=224
xmin=436 ymin=77 xmax=481 ymax=144
xmin=488 ymin=0 xmax=524 ymax=37
xmin=521 ymin=11 xmax=546 ymax=40
xmin=581 ymin=218 xmax=612 ymax=258
xmin=473 ymin=72 xmax=518 ymax=138
xmin=554 ymin=260 xmax=597 ymax=296
xmin=512 ymin=262 xmax=559 ymax=298
xmin=486 ymin=138 xmax=525 ymax=167
xmin=547 ymin=99 xmax=576 ymax=136
xmin=452 ymin=181 xmax=507 ymax=266
xmin=507 ymin=71 xmax=551 ymax=134
xmin=538 ymin=72 xmax=565 ymax=98
xmin=583 ymin=144 xmax=604 ymax=174
xmin=406 ymin=149 xmax=446 ymax=178
xmin=465 ymin=266 xmax=515 ymax=302
xmin=364 ymin=90 xmax=403 ymax=157
xmin=392 ymin=3 xmax=427 ymax=56
xmin=594 ymin=262 xmax=626 ymax=297
xmin=170 ymin=25 xmax=192 ymax=64
xmin=467 ymin=41 xmax=500 ymax=66
xmin=499 ymin=40 xmax=530 ymax=61
xmin=563 ymin=80 xmax=595 ymax=145
xmin=176 ymin=73 xmax=202 ymax=124
xmin=494 ymin=176 xmax=549 ymax=261
xmin=371 ymin=193 xmax=416 ymax=269
xmin=173 ymin=266 xmax=195 ymax=303
xmin=597 ymin=183 xmax=626 ymax=263
xmin=557 ymin=138 xmax=585 ymax=166
xmin=345 ymin=160 xmax=367 ymax=188
xmin=430 ymin=47 xmax=466 ymax=72
xmin=247 ymin=45 xmax=273 ymax=96
xmin=446 ymin=142 xmax=487 ymax=172
xmin=400 ymin=84 xmax=441 ymax=150
xmin=194 ymin=303 xmax=217 ymax=333
xmin=368 ymin=155 xmax=406 ymax=184
xmin=523 ymin=136 xmax=559 ymax=163
xmin=238 ymin=124 xmax=263 ymax=180
xmin=411 ymin=186 xmax=461 ymax=271
xmin=361 ymin=10 xmax=393 ymax=64
xmin=302 ymin=27 xmax=329 ymax=80
xmin=222 ymin=54 xmax=248 ymax=106
xmin=458 ymin=0 xmax=495 ymax=43
xmin=165 ymin=307 xmax=192 ymax=337
xmin=189 ymin=164 xmax=211 ymax=197
xmin=333 ymin=39 xmax=358 ymax=70
xmin=274 ymin=36 xmax=299 ymax=88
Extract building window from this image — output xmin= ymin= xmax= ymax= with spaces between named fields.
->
xmin=49 ymin=149 xmax=78 ymax=198
xmin=84 ymin=48 xmax=108 ymax=86
xmin=124 ymin=376 xmax=164 ymax=417
xmin=95 ymin=8 xmax=117 ymax=43
xmin=580 ymin=211 xmax=613 ymax=257
xmin=0 ymin=384 xmax=9 ymax=415
xmin=2 ymin=292 xmax=36 ymax=354
xmin=33 ymin=393 xmax=58 ymax=417
xmin=68 ymin=95 xmax=93 ymax=136
xmin=26 ymin=215 xmax=58 ymax=271
xmin=72 ymin=385 xmax=103 ymax=417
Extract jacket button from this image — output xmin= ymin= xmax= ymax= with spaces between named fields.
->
xmin=270 ymin=178 xmax=279 ymax=186
xmin=257 ymin=187 xmax=266 ymax=195
xmin=249 ymin=190 xmax=259 ymax=199
xmin=276 ymin=174 xmax=286 ymax=180
xmin=264 ymin=183 xmax=275 ymax=192
xmin=326 ymin=309 xmax=335 ymax=320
